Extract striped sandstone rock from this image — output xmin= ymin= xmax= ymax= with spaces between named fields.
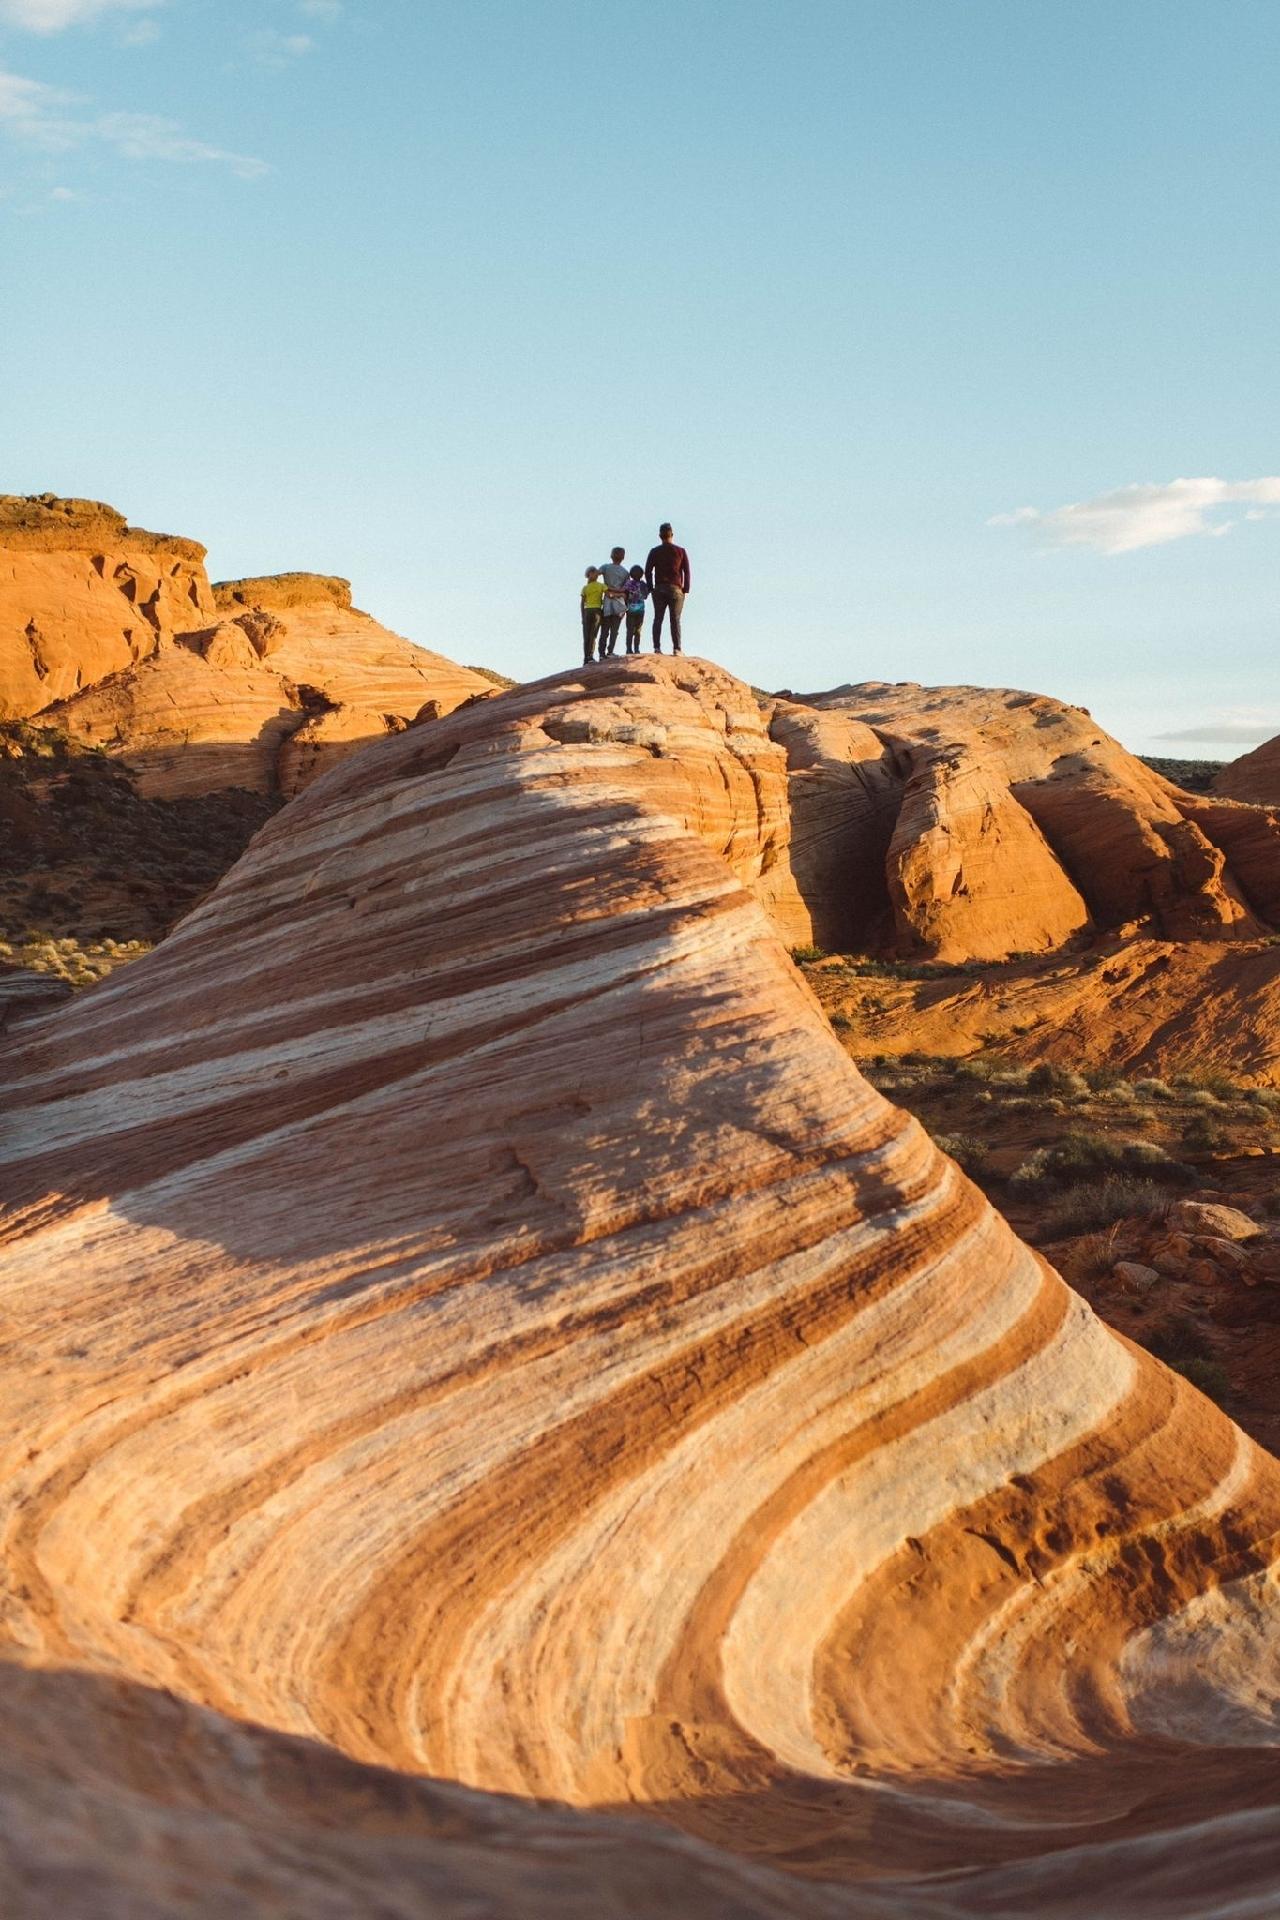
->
xmin=2 ymin=656 xmax=1279 ymax=1916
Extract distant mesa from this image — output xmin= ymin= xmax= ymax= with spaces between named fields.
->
xmin=0 ymin=494 xmax=491 ymax=800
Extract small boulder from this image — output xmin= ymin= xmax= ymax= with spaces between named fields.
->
xmin=1113 ymin=1260 xmax=1160 ymax=1292
xmin=1166 ymin=1200 xmax=1258 ymax=1242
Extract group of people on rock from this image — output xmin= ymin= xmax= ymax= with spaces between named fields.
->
xmin=579 ymin=523 xmax=691 ymax=662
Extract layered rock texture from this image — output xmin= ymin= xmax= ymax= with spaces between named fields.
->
xmin=0 ymin=494 xmax=215 ymax=717
xmin=778 ymin=681 xmax=1280 ymax=960
xmin=1 ymin=496 xmax=492 ymax=799
xmin=4 ymin=656 xmax=1280 ymax=1917
xmin=1216 ymin=733 xmax=1280 ymax=807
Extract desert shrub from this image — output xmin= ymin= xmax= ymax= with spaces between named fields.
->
xmin=1182 ymin=1113 xmax=1232 ymax=1153
xmin=1092 ymin=1082 xmax=1138 ymax=1105
xmin=1027 ymin=1062 xmax=1090 ymax=1097
xmin=1173 ymin=1070 xmax=1239 ymax=1099
xmin=1170 ymin=1355 xmax=1231 ymax=1404
xmin=790 ymin=944 xmax=827 ymax=964
xmin=829 ymin=1010 xmax=853 ymax=1031
xmin=1134 ymin=1078 xmax=1176 ymax=1101
xmin=1182 ymin=1087 xmax=1221 ymax=1108
xmin=931 ymin=1131 xmax=990 ymax=1176
xmin=1012 ymin=1133 xmax=1195 ymax=1193
xmin=1147 ymin=1318 xmax=1230 ymax=1404
xmin=1038 ymin=1176 xmax=1169 ymax=1239
xmin=952 ymin=1054 xmax=1005 ymax=1082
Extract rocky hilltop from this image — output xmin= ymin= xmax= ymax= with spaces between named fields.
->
xmin=1216 ymin=732 xmax=1280 ymax=807
xmin=0 ymin=493 xmax=215 ymax=716
xmin=0 ymin=495 xmax=492 ymax=799
xmin=777 ymin=680 xmax=1280 ymax=960
xmin=3 ymin=656 xmax=1280 ymax=1916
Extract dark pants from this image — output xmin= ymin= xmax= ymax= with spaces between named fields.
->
xmin=600 ymin=608 xmax=623 ymax=656
xmin=651 ymin=585 xmax=684 ymax=652
xmin=581 ymin=606 xmax=601 ymax=661
xmin=624 ymin=610 xmax=645 ymax=653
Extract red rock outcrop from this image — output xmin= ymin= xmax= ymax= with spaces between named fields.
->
xmin=806 ymin=935 xmax=1280 ymax=1085
xmin=778 ymin=681 xmax=1276 ymax=959
xmin=36 ymin=568 xmax=493 ymax=799
xmin=4 ymin=656 xmax=1280 ymax=1915
xmin=1215 ymin=733 xmax=1280 ymax=807
xmin=0 ymin=494 xmax=216 ymax=717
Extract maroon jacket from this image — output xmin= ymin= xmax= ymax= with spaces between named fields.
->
xmin=645 ymin=542 xmax=690 ymax=593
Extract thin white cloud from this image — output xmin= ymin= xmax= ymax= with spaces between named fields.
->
xmin=118 ymin=15 xmax=159 ymax=43
xmin=0 ymin=0 xmax=156 ymax=30
xmin=297 ymin=0 xmax=340 ymax=15
xmin=96 ymin=108 xmax=268 ymax=174
xmin=246 ymin=27 xmax=312 ymax=67
xmin=990 ymin=477 xmax=1280 ymax=555
xmin=1155 ymin=719 xmax=1280 ymax=746
xmin=0 ymin=64 xmax=267 ymax=175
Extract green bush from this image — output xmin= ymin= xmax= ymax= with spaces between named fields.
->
xmin=1171 ymin=1355 xmax=1231 ymax=1405
xmin=1027 ymin=1062 xmax=1090 ymax=1097
xmin=1038 ymin=1176 xmax=1169 ymax=1239
xmin=1012 ymin=1132 xmax=1195 ymax=1193
xmin=931 ymin=1131 xmax=990 ymax=1177
xmin=790 ymin=944 xmax=827 ymax=964
xmin=1182 ymin=1113 xmax=1231 ymax=1153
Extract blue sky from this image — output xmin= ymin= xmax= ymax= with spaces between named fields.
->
xmin=2 ymin=0 xmax=1276 ymax=754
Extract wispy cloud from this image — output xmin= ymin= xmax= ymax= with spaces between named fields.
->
xmin=1155 ymin=715 xmax=1280 ymax=747
xmin=246 ymin=27 xmax=313 ymax=67
xmin=0 ymin=64 xmax=267 ymax=175
xmin=297 ymin=0 xmax=340 ymax=15
xmin=0 ymin=0 xmax=157 ymax=30
xmin=990 ymin=477 xmax=1280 ymax=555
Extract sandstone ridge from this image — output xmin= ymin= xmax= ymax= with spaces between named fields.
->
xmin=3 ymin=655 xmax=1280 ymax=1916
xmin=775 ymin=679 xmax=1280 ymax=960
xmin=1215 ymin=732 xmax=1280 ymax=807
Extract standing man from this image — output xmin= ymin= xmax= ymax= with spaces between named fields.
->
xmin=598 ymin=546 xmax=629 ymax=658
xmin=644 ymin=522 xmax=691 ymax=654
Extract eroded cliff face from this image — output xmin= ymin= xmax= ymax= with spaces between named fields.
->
xmin=777 ymin=681 xmax=1279 ymax=959
xmin=3 ymin=657 xmax=1280 ymax=1918
xmin=0 ymin=494 xmax=216 ymax=718
xmin=1 ymin=497 xmax=493 ymax=800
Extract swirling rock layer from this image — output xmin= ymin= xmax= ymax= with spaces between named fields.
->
xmin=3 ymin=657 xmax=1280 ymax=1916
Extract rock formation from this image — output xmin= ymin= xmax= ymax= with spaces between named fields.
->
xmin=0 ymin=494 xmax=215 ymax=717
xmin=806 ymin=935 xmax=1280 ymax=1086
xmin=1 ymin=496 xmax=494 ymax=800
xmin=39 ymin=571 xmax=492 ymax=799
xmin=1215 ymin=732 xmax=1280 ymax=807
xmin=4 ymin=656 xmax=1280 ymax=1916
xmin=777 ymin=681 xmax=1278 ymax=960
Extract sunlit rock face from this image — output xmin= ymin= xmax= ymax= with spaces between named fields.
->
xmin=3 ymin=655 xmax=1280 ymax=1919
xmin=1215 ymin=732 xmax=1280 ymax=807
xmin=0 ymin=493 xmax=216 ymax=717
xmin=37 ymin=567 xmax=492 ymax=800
xmin=777 ymin=680 xmax=1279 ymax=959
